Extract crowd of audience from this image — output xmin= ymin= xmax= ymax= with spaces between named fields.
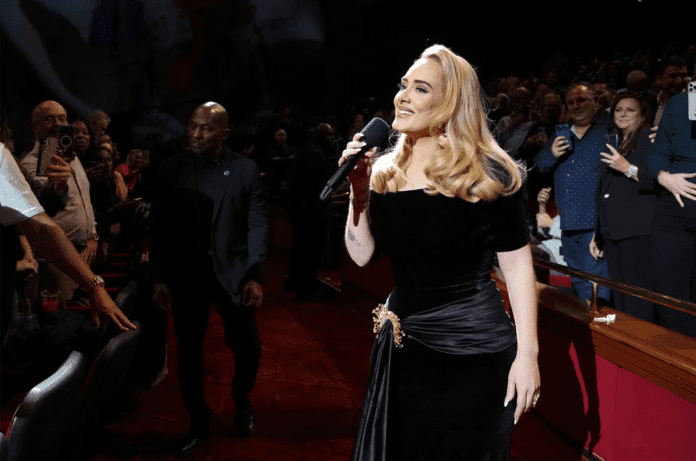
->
xmin=484 ymin=47 xmax=696 ymax=338
xmin=2 ymin=44 xmax=696 ymax=411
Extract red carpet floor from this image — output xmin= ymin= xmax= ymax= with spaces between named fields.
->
xmin=87 ymin=253 xmax=376 ymax=461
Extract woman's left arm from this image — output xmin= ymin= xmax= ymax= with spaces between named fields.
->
xmin=497 ymin=243 xmax=540 ymax=424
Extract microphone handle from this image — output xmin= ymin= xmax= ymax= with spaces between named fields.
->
xmin=319 ymin=144 xmax=370 ymax=201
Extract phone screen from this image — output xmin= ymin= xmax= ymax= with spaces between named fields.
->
xmin=36 ymin=137 xmax=58 ymax=176
xmin=555 ymin=124 xmax=572 ymax=149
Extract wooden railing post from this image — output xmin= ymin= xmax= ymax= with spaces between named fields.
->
xmin=590 ymin=282 xmax=599 ymax=318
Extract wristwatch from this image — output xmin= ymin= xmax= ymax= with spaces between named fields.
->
xmin=626 ymin=165 xmax=638 ymax=179
xmin=82 ymin=275 xmax=106 ymax=291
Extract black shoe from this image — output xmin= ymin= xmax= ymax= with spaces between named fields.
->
xmin=235 ymin=396 xmax=256 ymax=437
xmin=173 ymin=426 xmax=210 ymax=457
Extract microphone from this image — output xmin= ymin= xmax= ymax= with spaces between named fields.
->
xmin=319 ymin=117 xmax=390 ymax=201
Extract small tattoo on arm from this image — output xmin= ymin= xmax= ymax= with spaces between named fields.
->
xmin=347 ymin=229 xmax=361 ymax=246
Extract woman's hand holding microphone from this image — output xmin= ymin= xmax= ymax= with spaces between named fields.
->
xmin=339 ymin=133 xmax=378 ymax=213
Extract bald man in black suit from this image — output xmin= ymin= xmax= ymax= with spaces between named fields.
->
xmin=149 ymin=102 xmax=268 ymax=456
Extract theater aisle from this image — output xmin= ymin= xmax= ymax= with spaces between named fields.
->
xmin=88 ymin=254 xmax=376 ymax=461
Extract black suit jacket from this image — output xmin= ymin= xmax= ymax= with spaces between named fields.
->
xmin=149 ymin=147 xmax=268 ymax=304
xmin=594 ymin=128 xmax=657 ymax=245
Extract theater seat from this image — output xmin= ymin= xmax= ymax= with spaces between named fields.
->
xmin=71 ymin=320 xmax=142 ymax=434
xmin=0 ymin=432 xmax=7 ymax=461
xmin=113 ymin=279 xmax=139 ymax=317
xmin=5 ymin=351 xmax=86 ymax=461
xmin=58 ymin=285 xmax=143 ymax=459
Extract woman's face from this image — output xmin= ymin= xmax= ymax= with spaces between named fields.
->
xmin=73 ymin=121 xmax=90 ymax=154
xmin=613 ymin=98 xmax=644 ymax=135
xmin=128 ymin=150 xmax=143 ymax=169
xmin=98 ymin=146 xmax=114 ymax=174
xmin=392 ymin=57 xmax=445 ymax=138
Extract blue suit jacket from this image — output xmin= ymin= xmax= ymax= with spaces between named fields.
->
xmin=535 ymin=111 xmax=612 ymax=231
xmin=149 ymin=147 xmax=268 ymax=304
xmin=647 ymin=91 xmax=696 ymax=179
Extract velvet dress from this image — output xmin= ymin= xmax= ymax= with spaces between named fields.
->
xmin=351 ymin=188 xmax=530 ymax=461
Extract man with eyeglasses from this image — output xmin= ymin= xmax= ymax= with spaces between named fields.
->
xmin=20 ymin=100 xmax=100 ymax=304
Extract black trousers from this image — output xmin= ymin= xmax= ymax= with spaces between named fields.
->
xmin=651 ymin=192 xmax=696 ymax=338
xmin=603 ymin=234 xmax=655 ymax=322
xmin=169 ymin=260 xmax=261 ymax=427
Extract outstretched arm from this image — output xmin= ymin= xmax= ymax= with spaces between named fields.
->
xmin=17 ymin=212 xmax=136 ymax=331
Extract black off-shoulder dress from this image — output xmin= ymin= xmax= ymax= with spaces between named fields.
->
xmin=351 ymin=189 xmax=530 ymax=461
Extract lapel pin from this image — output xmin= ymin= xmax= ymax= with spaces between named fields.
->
xmin=224 ymin=170 xmax=230 ymax=176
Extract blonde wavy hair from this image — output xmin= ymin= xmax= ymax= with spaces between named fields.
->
xmin=371 ymin=45 xmax=524 ymax=202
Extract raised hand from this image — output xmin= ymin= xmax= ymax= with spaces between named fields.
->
xmin=657 ymin=171 xmax=696 ymax=207
xmin=47 ymin=155 xmax=72 ymax=192
xmin=600 ymin=144 xmax=631 ymax=174
xmin=550 ymin=136 xmax=570 ymax=158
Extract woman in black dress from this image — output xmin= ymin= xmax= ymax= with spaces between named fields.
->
xmin=340 ymin=45 xmax=540 ymax=461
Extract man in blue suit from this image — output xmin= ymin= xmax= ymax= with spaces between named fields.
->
xmin=149 ymin=102 xmax=268 ymax=456
xmin=535 ymin=83 xmax=612 ymax=303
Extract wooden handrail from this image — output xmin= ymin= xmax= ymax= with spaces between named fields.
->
xmin=533 ymin=256 xmax=696 ymax=318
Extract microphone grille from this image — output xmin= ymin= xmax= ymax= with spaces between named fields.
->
xmin=360 ymin=117 xmax=391 ymax=148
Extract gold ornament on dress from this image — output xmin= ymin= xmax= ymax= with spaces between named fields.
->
xmin=372 ymin=304 xmax=405 ymax=348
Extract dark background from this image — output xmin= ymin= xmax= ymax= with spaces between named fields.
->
xmin=0 ymin=0 xmax=691 ymax=152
